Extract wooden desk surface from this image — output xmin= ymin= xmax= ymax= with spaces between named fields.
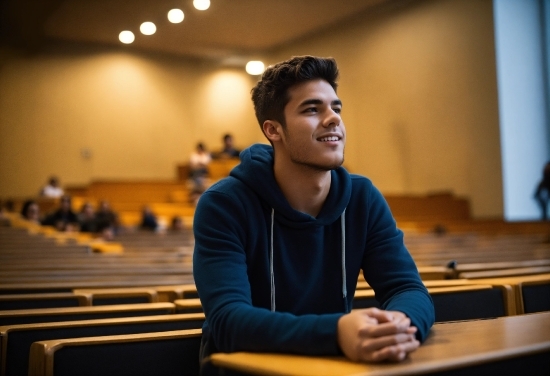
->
xmin=210 ymin=312 xmax=550 ymax=376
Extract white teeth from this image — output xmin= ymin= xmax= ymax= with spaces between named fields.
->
xmin=319 ymin=136 xmax=339 ymax=142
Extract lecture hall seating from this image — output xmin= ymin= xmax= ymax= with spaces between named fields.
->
xmin=2 ymin=186 xmax=550 ymax=375
xmin=28 ymin=329 xmax=203 ymax=376
xmin=0 ymin=313 xmax=204 ymax=376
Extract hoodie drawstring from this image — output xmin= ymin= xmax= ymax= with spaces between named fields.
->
xmin=269 ymin=208 xmax=347 ymax=313
xmin=270 ymin=209 xmax=276 ymax=312
xmin=341 ymin=208 xmax=348 ymax=313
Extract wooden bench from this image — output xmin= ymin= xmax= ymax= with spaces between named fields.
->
xmin=0 ymin=303 xmax=175 ymax=326
xmin=72 ymin=288 xmax=159 ymax=305
xmin=0 ymin=313 xmax=204 ymax=376
xmin=358 ymin=266 xmax=453 ymax=282
xmin=0 ymin=280 xmax=196 ymax=296
xmin=518 ymin=276 xmax=550 ymax=314
xmin=0 ymin=293 xmax=91 ymax=310
xmin=355 ymin=279 xmax=474 ymax=290
xmin=353 ymin=284 xmax=512 ymax=321
xmin=174 ymin=299 xmax=203 ymax=314
xmin=385 ymin=192 xmax=471 ymax=222
xmin=449 ymin=259 xmax=550 ymax=278
xmin=152 ymin=285 xmax=198 ymax=302
xmin=28 ymin=329 xmax=202 ymax=376
xmin=459 ymin=266 xmax=550 ymax=279
xmin=463 ymin=273 xmax=550 ymax=315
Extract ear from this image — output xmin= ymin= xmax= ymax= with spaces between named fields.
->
xmin=262 ymin=120 xmax=283 ymax=142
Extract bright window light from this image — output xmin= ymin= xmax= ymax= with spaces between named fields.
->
xmin=168 ymin=9 xmax=184 ymax=23
xmin=119 ymin=31 xmax=135 ymax=44
xmin=246 ymin=61 xmax=265 ymax=75
xmin=193 ymin=0 xmax=210 ymax=11
xmin=140 ymin=22 xmax=156 ymax=35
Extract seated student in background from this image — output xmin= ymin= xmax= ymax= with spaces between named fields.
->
xmin=212 ymin=133 xmax=241 ymax=159
xmin=140 ymin=205 xmax=158 ymax=231
xmin=170 ymin=215 xmax=185 ymax=232
xmin=193 ymin=56 xmax=434 ymax=373
xmin=95 ymin=200 xmax=120 ymax=237
xmin=20 ymin=199 xmax=41 ymax=224
xmin=189 ymin=142 xmax=212 ymax=192
xmin=41 ymin=195 xmax=79 ymax=231
xmin=78 ymin=202 xmax=99 ymax=233
xmin=534 ymin=161 xmax=550 ymax=220
xmin=40 ymin=176 xmax=64 ymax=198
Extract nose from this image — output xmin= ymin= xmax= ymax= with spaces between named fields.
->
xmin=323 ymin=108 xmax=341 ymax=128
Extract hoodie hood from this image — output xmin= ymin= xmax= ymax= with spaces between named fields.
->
xmin=230 ymin=143 xmax=352 ymax=227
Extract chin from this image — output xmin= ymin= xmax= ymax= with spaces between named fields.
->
xmin=306 ymin=159 xmax=344 ymax=171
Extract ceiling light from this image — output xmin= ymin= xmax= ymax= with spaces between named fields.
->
xmin=119 ymin=31 xmax=135 ymax=44
xmin=246 ymin=61 xmax=265 ymax=75
xmin=140 ymin=22 xmax=156 ymax=35
xmin=193 ymin=0 xmax=210 ymax=11
xmin=168 ymin=9 xmax=184 ymax=23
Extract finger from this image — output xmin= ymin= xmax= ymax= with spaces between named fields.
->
xmin=370 ymin=340 xmax=420 ymax=362
xmin=359 ymin=318 xmax=412 ymax=338
xmin=387 ymin=313 xmax=413 ymax=328
xmin=380 ymin=310 xmax=407 ymax=323
xmin=385 ymin=340 xmax=421 ymax=362
xmin=366 ymin=309 xmax=395 ymax=323
xmin=368 ymin=310 xmax=409 ymax=325
xmin=359 ymin=332 xmax=416 ymax=354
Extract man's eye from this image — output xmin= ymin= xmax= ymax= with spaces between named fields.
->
xmin=304 ymin=107 xmax=317 ymax=113
xmin=333 ymin=107 xmax=342 ymax=114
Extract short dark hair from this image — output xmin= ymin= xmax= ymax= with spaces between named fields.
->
xmin=251 ymin=56 xmax=339 ymax=132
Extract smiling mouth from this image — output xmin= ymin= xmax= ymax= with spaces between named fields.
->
xmin=318 ymin=136 xmax=340 ymax=142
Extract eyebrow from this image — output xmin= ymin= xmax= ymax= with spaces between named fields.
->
xmin=299 ymin=99 xmax=343 ymax=107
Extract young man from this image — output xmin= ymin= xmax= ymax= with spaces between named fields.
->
xmin=193 ymin=56 xmax=434 ymax=369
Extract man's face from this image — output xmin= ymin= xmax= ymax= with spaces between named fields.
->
xmin=279 ymin=79 xmax=345 ymax=170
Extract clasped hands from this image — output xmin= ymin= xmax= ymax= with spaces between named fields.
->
xmin=337 ymin=308 xmax=419 ymax=362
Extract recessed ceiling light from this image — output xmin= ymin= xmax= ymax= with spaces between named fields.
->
xmin=119 ymin=31 xmax=135 ymax=44
xmin=140 ymin=22 xmax=156 ymax=35
xmin=246 ymin=61 xmax=265 ymax=75
xmin=168 ymin=9 xmax=184 ymax=23
xmin=193 ymin=0 xmax=210 ymax=11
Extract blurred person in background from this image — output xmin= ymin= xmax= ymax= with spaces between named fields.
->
xmin=40 ymin=176 xmax=64 ymax=198
xmin=140 ymin=205 xmax=159 ymax=231
xmin=78 ymin=202 xmax=99 ymax=233
xmin=96 ymin=200 xmax=120 ymax=236
xmin=534 ymin=161 xmax=550 ymax=220
xmin=213 ymin=133 xmax=241 ymax=159
xmin=42 ymin=195 xmax=79 ymax=231
xmin=20 ymin=199 xmax=41 ymax=224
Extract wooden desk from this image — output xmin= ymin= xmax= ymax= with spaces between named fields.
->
xmin=210 ymin=312 xmax=550 ymax=375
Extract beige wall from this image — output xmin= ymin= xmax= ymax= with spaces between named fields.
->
xmin=0 ymin=47 xmax=263 ymax=197
xmin=270 ymin=0 xmax=502 ymax=218
xmin=0 ymin=0 xmax=503 ymax=218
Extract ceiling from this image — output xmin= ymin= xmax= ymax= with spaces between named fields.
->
xmin=1 ymin=0 xmax=392 ymax=62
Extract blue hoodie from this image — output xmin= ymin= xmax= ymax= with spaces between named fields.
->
xmin=193 ymin=144 xmax=434 ymax=359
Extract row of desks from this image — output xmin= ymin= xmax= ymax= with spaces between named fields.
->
xmin=211 ymin=312 xmax=550 ymax=375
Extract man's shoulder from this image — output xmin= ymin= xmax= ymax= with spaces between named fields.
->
xmin=195 ymin=177 xmax=260 ymax=224
xmin=349 ymin=173 xmax=374 ymax=189
xmin=347 ymin=173 xmax=386 ymax=205
xmin=201 ymin=176 xmax=256 ymax=204
xmin=207 ymin=175 xmax=244 ymax=192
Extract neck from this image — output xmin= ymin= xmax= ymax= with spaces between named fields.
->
xmin=273 ymin=155 xmax=332 ymax=217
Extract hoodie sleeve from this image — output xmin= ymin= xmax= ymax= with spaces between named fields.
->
xmin=360 ymin=183 xmax=435 ymax=342
xmin=193 ymin=189 xmax=343 ymax=355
